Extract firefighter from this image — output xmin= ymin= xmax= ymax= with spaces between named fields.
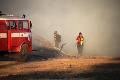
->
xmin=54 ymin=31 xmax=61 ymax=48
xmin=76 ymin=32 xmax=84 ymax=56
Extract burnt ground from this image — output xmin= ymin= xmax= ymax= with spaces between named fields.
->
xmin=0 ymin=48 xmax=120 ymax=80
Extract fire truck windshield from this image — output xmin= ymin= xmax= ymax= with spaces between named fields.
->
xmin=23 ymin=21 xmax=28 ymax=29
xmin=18 ymin=20 xmax=22 ymax=29
xmin=5 ymin=21 xmax=10 ymax=30
xmin=10 ymin=21 xmax=17 ymax=29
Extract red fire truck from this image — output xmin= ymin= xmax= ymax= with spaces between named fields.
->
xmin=0 ymin=13 xmax=32 ymax=61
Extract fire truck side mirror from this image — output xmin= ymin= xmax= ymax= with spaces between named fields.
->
xmin=30 ymin=21 xmax=32 ymax=29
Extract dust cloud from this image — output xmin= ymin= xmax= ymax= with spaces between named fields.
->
xmin=0 ymin=0 xmax=120 ymax=56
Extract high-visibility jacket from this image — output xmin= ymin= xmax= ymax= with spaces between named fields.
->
xmin=76 ymin=36 xmax=84 ymax=45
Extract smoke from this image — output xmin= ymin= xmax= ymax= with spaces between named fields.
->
xmin=0 ymin=0 xmax=120 ymax=56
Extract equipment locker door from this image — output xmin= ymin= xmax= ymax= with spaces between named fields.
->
xmin=0 ymin=21 xmax=7 ymax=51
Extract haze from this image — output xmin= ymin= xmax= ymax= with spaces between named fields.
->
xmin=0 ymin=0 xmax=120 ymax=56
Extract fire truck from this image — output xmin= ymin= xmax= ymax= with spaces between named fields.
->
xmin=0 ymin=12 xmax=32 ymax=61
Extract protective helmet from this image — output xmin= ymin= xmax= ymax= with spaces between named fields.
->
xmin=79 ymin=32 xmax=82 ymax=35
xmin=54 ymin=31 xmax=57 ymax=34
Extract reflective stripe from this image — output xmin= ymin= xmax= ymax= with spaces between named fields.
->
xmin=0 ymin=33 xmax=7 ymax=38
xmin=81 ymin=38 xmax=84 ymax=41
xmin=0 ymin=32 xmax=31 ymax=38
xmin=20 ymin=33 xmax=31 ymax=37
xmin=11 ymin=33 xmax=19 ymax=37
xmin=11 ymin=32 xmax=31 ymax=37
xmin=20 ymin=32 xmax=31 ymax=41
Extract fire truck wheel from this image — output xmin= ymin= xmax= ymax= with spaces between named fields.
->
xmin=0 ymin=51 xmax=8 ymax=56
xmin=17 ymin=44 xmax=28 ymax=62
xmin=0 ymin=52 xmax=6 ymax=56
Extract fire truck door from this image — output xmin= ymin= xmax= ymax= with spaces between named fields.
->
xmin=0 ymin=22 xmax=7 ymax=51
xmin=10 ymin=21 xmax=19 ymax=47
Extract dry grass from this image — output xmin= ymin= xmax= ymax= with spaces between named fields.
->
xmin=0 ymin=54 xmax=120 ymax=80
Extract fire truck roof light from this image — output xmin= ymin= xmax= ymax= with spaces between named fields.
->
xmin=7 ymin=14 xmax=14 ymax=16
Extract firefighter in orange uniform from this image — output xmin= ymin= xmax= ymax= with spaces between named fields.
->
xmin=76 ymin=32 xmax=84 ymax=56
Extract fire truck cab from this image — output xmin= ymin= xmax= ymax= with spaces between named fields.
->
xmin=0 ymin=13 xmax=32 ymax=61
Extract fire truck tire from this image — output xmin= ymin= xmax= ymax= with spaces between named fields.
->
xmin=0 ymin=52 xmax=6 ymax=56
xmin=17 ymin=44 xmax=28 ymax=62
xmin=0 ymin=51 xmax=7 ymax=56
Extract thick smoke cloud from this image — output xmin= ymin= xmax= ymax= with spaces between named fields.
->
xmin=0 ymin=0 xmax=120 ymax=56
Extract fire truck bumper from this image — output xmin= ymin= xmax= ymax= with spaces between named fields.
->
xmin=11 ymin=46 xmax=20 ymax=52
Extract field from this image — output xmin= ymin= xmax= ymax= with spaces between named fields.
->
xmin=0 ymin=51 xmax=120 ymax=80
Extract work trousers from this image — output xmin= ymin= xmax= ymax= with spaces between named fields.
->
xmin=77 ymin=43 xmax=83 ymax=56
xmin=55 ymin=41 xmax=60 ymax=48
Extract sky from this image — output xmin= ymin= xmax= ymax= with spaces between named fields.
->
xmin=0 ymin=0 xmax=120 ymax=56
